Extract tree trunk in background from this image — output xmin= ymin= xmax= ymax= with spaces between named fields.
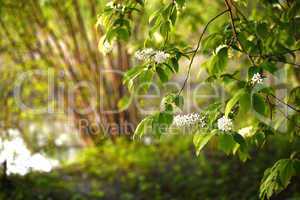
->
xmin=0 ymin=0 xmax=138 ymax=145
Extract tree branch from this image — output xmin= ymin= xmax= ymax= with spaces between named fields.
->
xmin=224 ymin=0 xmax=256 ymax=66
xmin=178 ymin=9 xmax=229 ymax=95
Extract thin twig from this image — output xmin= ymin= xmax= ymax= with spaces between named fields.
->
xmin=178 ymin=9 xmax=229 ymax=95
xmin=224 ymin=0 xmax=256 ymax=66
xmin=277 ymin=108 xmax=300 ymax=130
xmin=269 ymin=94 xmax=300 ymax=113
xmin=269 ymin=58 xmax=300 ymax=68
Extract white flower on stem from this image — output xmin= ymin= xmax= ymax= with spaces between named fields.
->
xmin=217 ymin=116 xmax=233 ymax=132
xmin=153 ymin=50 xmax=170 ymax=64
xmin=251 ymin=73 xmax=263 ymax=85
xmin=173 ymin=113 xmax=205 ymax=127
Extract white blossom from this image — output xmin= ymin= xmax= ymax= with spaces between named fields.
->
xmin=173 ymin=113 xmax=205 ymax=127
xmin=251 ymin=73 xmax=263 ymax=85
xmin=153 ymin=50 xmax=170 ymax=64
xmin=217 ymin=116 xmax=233 ymax=132
xmin=103 ymin=41 xmax=112 ymax=54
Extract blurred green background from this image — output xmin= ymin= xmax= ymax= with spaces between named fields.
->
xmin=1 ymin=0 xmax=300 ymax=199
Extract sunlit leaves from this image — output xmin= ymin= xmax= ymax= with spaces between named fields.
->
xmin=225 ymin=88 xmax=246 ymax=117
xmin=148 ymin=2 xmax=178 ymax=38
xmin=133 ymin=116 xmax=153 ymax=139
xmin=218 ymin=133 xmax=236 ymax=155
xmin=252 ymin=93 xmax=267 ymax=116
xmin=260 ymin=159 xmax=299 ymax=200
xmin=97 ymin=1 xmax=143 ymax=49
xmin=206 ymin=46 xmax=228 ymax=75
xmin=156 ymin=66 xmax=169 ymax=83
xmin=193 ymin=131 xmax=216 ymax=155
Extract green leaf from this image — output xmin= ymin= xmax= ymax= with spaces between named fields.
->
xmin=123 ymin=66 xmax=146 ymax=91
xmin=218 ymin=134 xmax=236 ymax=155
xmin=225 ymin=88 xmax=245 ymax=116
xmin=175 ymin=0 xmax=185 ymax=7
xmin=207 ymin=46 xmax=228 ymax=75
xmin=105 ymin=28 xmax=117 ymax=42
xmin=149 ymin=9 xmax=161 ymax=24
xmin=158 ymin=111 xmax=173 ymax=126
xmin=149 ymin=17 xmax=162 ymax=37
xmin=237 ymin=91 xmax=251 ymax=119
xmin=174 ymin=95 xmax=184 ymax=109
xmin=193 ymin=131 xmax=216 ymax=156
xmin=288 ymin=87 xmax=300 ymax=107
xmin=252 ymin=94 xmax=266 ymax=116
xmin=261 ymin=61 xmax=277 ymax=74
xmin=138 ymin=70 xmax=154 ymax=92
xmin=116 ymin=27 xmax=130 ymax=41
xmin=117 ymin=95 xmax=131 ymax=111
xmin=170 ymin=6 xmax=177 ymax=25
xmin=171 ymin=58 xmax=179 ymax=72
xmin=233 ymin=133 xmax=247 ymax=152
xmin=293 ymin=160 xmax=300 ymax=172
xmin=260 ymin=159 xmax=297 ymax=200
xmin=156 ymin=67 xmax=168 ymax=83
xmin=133 ymin=116 xmax=153 ymax=139
xmin=201 ymin=33 xmax=223 ymax=53
xmin=256 ymin=22 xmax=269 ymax=39
xmin=280 ymin=160 xmax=295 ymax=187
xmin=160 ymin=20 xmax=171 ymax=37
xmin=162 ymin=3 xmax=173 ymax=19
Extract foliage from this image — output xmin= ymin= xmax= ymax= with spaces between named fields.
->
xmin=98 ymin=0 xmax=300 ymax=198
xmin=1 ymin=136 xmax=300 ymax=200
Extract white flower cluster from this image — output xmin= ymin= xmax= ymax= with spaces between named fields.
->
xmin=0 ymin=131 xmax=59 ymax=176
xmin=107 ymin=2 xmax=124 ymax=10
xmin=251 ymin=73 xmax=263 ymax=85
xmin=135 ymin=48 xmax=170 ymax=64
xmin=217 ymin=116 xmax=233 ymax=132
xmin=173 ymin=113 xmax=206 ymax=127
xmin=153 ymin=50 xmax=170 ymax=64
